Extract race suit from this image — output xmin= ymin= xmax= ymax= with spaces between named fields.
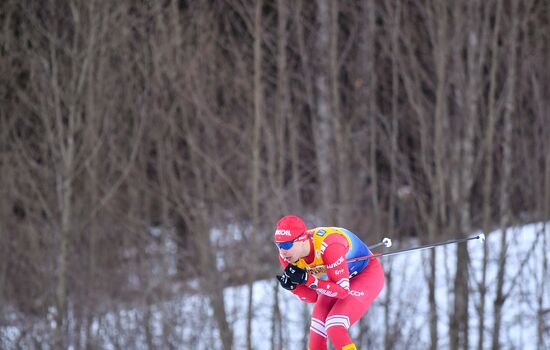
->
xmin=278 ymin=227 xmax=385 ymax=350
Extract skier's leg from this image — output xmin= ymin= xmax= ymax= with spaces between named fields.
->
xmin=309 ymin=294 xmax=337 ymax=350
xmin=325 ymin=258 xmax=384 ymax=349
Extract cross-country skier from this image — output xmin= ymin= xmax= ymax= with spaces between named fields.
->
xmin=275 ymin=215 xmax=384 ymax=350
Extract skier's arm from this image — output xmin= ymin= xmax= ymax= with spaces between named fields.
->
xmin=283 ymin=244 xmax=351 ymax=299
xmin=311 ymin=243 xmax=350 ymax=298
xmin=291 ymin=285 xmax=319 ymax=303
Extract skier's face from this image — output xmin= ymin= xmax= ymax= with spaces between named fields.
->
xmin=278 ymin=240 xmax=306 ymax=263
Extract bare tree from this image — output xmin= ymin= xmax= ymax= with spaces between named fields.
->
xmin=533 ymin=7 xmax=550 ymax=345
xmin=270 ymin=2 xmax=291 ymax=348
xmin=447 ymin=1 xmax=490 ymax=348
xmin=11 ymin=2 xmax=128 ymax=346
xmin=492 ymin=0 xmax=520 ymax=348
xmin=398 ymin=1 xmax=453 ymax=347
xmin=312 ymin=0 xmax=337 ymax=223
xmin=377 ymin=1 xmax=404 ymax=347
xmin=246 ymin=1 xmax=265 ymax=349
xmin=2 ymin=1 xmax=550 ymax=348
xmin=478 ymin=1 xmax=504 ymax=348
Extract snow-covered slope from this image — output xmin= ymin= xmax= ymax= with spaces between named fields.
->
xmin=226 ymin=222 xmax=548 ymax=349
xmin=1 ymin=223 xmax=547 ymax=349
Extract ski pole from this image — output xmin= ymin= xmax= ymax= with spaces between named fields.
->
xmin=347 ymin=233 xmax=485 ymax=263
xmin=368 ymin=237 xmax=393 ymax=249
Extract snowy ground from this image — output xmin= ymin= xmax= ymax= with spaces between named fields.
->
xmin=225 ymin=222 xmax=548 ymax=349
xmin=1 ymin=222 xmax=548 ymax=349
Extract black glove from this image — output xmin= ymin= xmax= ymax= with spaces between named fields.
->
xmin=284 ymin=264 xmax=308 ymax=284
xmin=276 ymin=274 xmax=297 ymax=290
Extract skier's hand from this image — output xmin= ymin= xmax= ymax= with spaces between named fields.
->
xmin=284 ymin=264 xmax=308 ymax=284
xmin=276 ymin=274 xmax=297 ymax=291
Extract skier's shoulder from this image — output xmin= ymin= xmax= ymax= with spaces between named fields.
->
xmin=311 ymin=227 xmax=350 ymax=250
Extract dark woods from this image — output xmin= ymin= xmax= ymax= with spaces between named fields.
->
xmin=0 ymin=0 xmax=549 ymax=349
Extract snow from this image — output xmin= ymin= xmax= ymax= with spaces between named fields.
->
xmin=223 ymin=222 xmax=548 ymax=349
xmin=1 ymin=222 xmax=548 ymax=349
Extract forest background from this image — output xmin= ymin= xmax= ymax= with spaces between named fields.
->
xmin=1 ymin=0 xmax=549 ymax=349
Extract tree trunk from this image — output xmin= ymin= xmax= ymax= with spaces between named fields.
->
xmin=384 ymin=1 xmax=401 ymax=346
xmin=256 ymin=20 xmax=291 ymax=350
xmin=247 ymin=2 xmax=264 ymax=349
xmin=432 ymin=2 xmax=450 ymax=348
xmin=479 ymin=0 xmax=503 ymax=347
xmin=314 ymin=0 xmax=336 ymax=222
xmin=537 ymin=222 xmax=549 ymax=349
xmin=536 ymin=4 xmax=550 ymax=348
xmin=450 ymin=12 xmax=478 ymax=345
xmin=327 ymin=1 xmax=349 ymax=225
xmin=492 ymin=1 xmax=517 ymax=347
xmin=428 ymin=246 xmax=438 ymax=350
xmin=539 ymin=149 xmax=550 ymax=349
xmin=274 ymin=0 xmax=290 ymax=208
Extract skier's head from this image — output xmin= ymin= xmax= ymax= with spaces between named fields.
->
xmin=274 ymin=215 xmax=308 ymax=256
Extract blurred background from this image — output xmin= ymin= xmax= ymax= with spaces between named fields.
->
xmin=0 ymin=0 xmax=549 ymax=349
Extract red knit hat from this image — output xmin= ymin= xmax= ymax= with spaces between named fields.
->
xmin=274 ymin=215 xmax=307 ymax=242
